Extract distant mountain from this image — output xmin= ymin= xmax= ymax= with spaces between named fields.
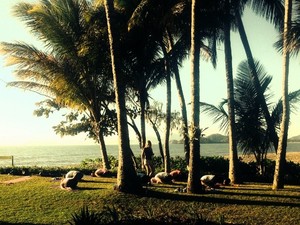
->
xmin=170 ymin=133 xmax=229 ymax=144
xmin=288 ymin=135 xmax=300 ymax=142
xmin=201 ymin=134 xmax=228 ymax=143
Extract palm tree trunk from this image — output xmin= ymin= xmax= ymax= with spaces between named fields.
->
xmin=166 ymin=30 xmax=190 ymax=165
xmin=160 ymin=39 xmax=171 ymax=173
xmin=187 ymin=0 xmax=202 ymax=194
xmin=92 ymin=112 xmax=111 ymax=170
xmin=164 ymin=68 xmax=171 ymax=173
xmin=148 ymin=117 xmax=164 ymax=162
xmin=235 ymin=8 xmax=279 ymax=152
xmin=273 ymin=0 xmax=292 ymax=190
xmin=104 ymin=0 xmax=139 ymax=193
xmin=139 ymin=82 xmax=147 ymax=147
xmin=128 ymin=116 xmax=142 ymax=148
xmin=224 ymin=0 xmax=239 ymax=184
xmin=174 ymin=64 xmax=190 ymax=164
xmin=98 ymin=130 xmax=111 ymax=170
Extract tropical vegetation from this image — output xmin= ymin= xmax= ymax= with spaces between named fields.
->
xmin=200 ymin=59 xmax=300 ymax=175
xmin=0 ymin=0 xmax=299 ymax=195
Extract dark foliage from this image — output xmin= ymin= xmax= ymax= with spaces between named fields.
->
xmin=68 ymin=205 xmax=232 ymax=225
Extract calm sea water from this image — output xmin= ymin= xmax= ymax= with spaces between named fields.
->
xmin=0 ymin=143 xmax=299 ymax=167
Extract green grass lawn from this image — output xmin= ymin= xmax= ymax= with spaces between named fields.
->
xmin=0 ymin=174 xmax=299 ymax=225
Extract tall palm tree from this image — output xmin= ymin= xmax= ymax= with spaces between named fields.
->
xmin=160 ymin=40 xmax=172 ymax=173
xmin=103 ymin=0 xmax=140 ymax=192
xmin=278 ymin=1 xmax=300 ymax=55
xmin=273 ymin=0 xmax=292 ymax=190
xmin=187 ymin=0 xmax=202 ymax=194
xmin=223 ymin=0 xmax=239 ymax=183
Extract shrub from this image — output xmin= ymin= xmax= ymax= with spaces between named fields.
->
xmin=68 ymin=206 xmax=102 ymax=225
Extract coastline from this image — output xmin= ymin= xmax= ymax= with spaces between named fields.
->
xmin=0 ymin=144 xmax=299 ymax=167
xmin=239 ymin=152 xmax=300 ymax=164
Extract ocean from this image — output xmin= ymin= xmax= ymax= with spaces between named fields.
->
xmin=0 ymin=143 xmax=299 ymax=167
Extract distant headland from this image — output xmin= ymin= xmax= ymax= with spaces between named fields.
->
xmin=170 ymin=134 xmax=300 ymax=144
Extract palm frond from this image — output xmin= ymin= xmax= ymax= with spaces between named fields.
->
xmin=7 ymin=81 xmax=56 ymax=98
xmin=249 ymin=0 xmax=284 ymax=30
xmin=271 ymin=89 xmax=300 ymax=128
xmin=13 ymin=0 xmax=89 ymax=58
xmin=200 ymin=100 xmax=229 ymax=132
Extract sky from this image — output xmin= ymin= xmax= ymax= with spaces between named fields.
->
xmin=0 ymin=1 xmax=299 ymax=146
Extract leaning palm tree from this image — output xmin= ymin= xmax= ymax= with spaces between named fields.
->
xmin=233 ymin=0 xmax=284 ymax=151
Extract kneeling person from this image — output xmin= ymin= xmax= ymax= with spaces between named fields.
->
xmin=151 ymin=170 xmax=181 ymax=184
xmin=60 ymin=171 xmax=83 ymax=190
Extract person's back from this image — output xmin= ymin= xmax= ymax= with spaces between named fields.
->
xmin=142 ymin=140 xmax=155 ymax=176
xmin=151 ymin=172 xmax=172 ymax=184
xmin=200 ymin=175 xmax=216 ymax=188
xmin=143 ymin=146 xmax=153 ymax=160
xmin=65 ymin=170 xmax=83 ymax=180
xmin=60 ymin=170 xmax=83 ymax=190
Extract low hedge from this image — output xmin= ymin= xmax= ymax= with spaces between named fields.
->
xmin=0 ymin=156 xmax=299 ymax=185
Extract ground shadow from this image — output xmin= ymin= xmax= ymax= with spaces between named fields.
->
xmin=144 ymin=189 xmax=300 ymax=208
xmin=215 ymin=188 xmax=300 ymax=200
xmin=79 ymin=179 xmax=103 ymax=183
xmin=76 ymin=186 xmax=102 ymax=190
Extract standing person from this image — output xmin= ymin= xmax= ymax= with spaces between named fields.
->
xmin=142 ymin=140 xmax=155 ymax=176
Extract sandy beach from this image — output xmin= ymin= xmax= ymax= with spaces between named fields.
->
xmin=240 ymin=152 xmax=300 ymax=164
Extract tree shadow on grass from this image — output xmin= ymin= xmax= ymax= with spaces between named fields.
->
xmin=149 ymin=183 xmax=184 ymax=190
xmin=79 ymin=179 xmax=103 ymax=183
xmin=144 ymin=189 xmax=300 ymax=208
xmin=216 ymin=188 xmax=300 ymax=200
xmin=76 ymin=186 xmax=102 ymax=191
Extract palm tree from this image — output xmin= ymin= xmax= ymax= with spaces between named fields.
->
xmin=223 ymin=0 xmax=239 ymax=183
xmin=103 ymin=0 xmax=140 ymax=192
xmin=273 ymin=0 xmax=292 ymax=190
xmin=1 ymin=0 xmax=115 ymax=170
xmin=233 ymin=0 xmax=284 ymax=152
xmin=213 ymin=0 xmax=284 ymax=183
xmin=159 ymin=39 xmax=172 ymax=173
xmin=278 ymin=1 xmax=300 ymax=55
xmin=129 ymin=0 xmax=192 ymax=165
xmin=201 ymin=59 xmax=300 ymax=176
xmin=146 ymin=101 xmax=165 ymax=161
xmin=187 ymin=0 xmax=202 ymax=193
